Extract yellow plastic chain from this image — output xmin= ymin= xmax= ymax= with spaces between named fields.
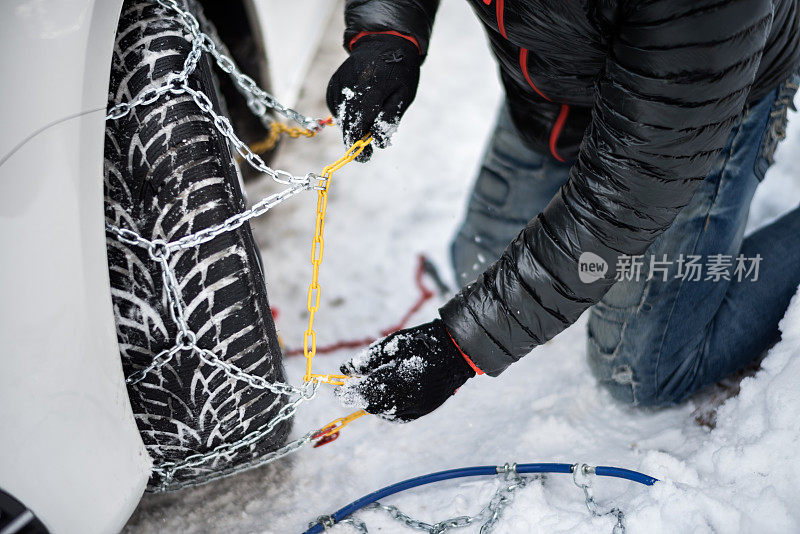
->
xmin=303 ymin=135 xmax=373 ymax=384
xmin=302 ymin=136 xmax=374 ymax=439
xmin=236 ymin=121 xmax=321 ymax=165
xmin=240 ymin=119 xmax=371 ymax=436
xmin=253 ymin=121 xmax=318 ymax=153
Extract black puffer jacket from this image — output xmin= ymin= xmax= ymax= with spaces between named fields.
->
xmin=344 ymin=0 xmax=800 ymax=376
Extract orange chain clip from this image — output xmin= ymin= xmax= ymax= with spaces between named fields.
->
xmin=311 ymin=409 xmax=368 ymax=447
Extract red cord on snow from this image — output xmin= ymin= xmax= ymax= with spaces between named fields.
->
xmin=283 ymin=255 xmax=437 ymax=357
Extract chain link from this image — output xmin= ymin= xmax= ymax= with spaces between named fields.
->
xmin=325 ymin=465 xmax=534 ymax=534
xmin=572 ymin=464 xmax=627 ymax=534
xmin=126 ymin=345 xmax=185 ymax=385
xmin=105 ymin=222 xmax=154 ymax=248
xmin=166 ymin=180 xmax=311 ymax=252
xmin=194 ymin=347 xmax=302 ymax=397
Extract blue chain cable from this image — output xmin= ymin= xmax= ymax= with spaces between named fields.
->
xmin=304 ymin=462 xmax=657 ymax=534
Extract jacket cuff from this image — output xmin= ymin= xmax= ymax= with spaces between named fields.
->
xmin=439 ymin=294 xmax=515 ymax=377
xmin=446 ymin=331 xmax=484 ymax=375
xmin=348 ymin=30 xmax=422 ymax=53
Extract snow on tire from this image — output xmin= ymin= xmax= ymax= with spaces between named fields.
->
xmin=104 ymin=0 xmax=290 ymax=491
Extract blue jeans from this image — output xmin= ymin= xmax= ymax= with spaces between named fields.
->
xmin=451 ymin=74 xmax=800 ymax=406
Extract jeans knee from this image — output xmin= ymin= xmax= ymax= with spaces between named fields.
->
xmin=600 ymin=369 xmax=638 ymax=406
xmin=586 ymin=323 xmax=680 ymax=408
xmin=587 ymin=341 xmax=638 ymax=406
xmin=587 ymin=332 xmax=701 ymax=408
xmin=589 ymin=357 xmax=675 ymax=408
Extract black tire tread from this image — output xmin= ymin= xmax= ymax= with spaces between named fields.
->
xmin=104 ymin=0 xmax=289 ymax=491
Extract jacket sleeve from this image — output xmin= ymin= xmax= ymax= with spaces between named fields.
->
xmin=441 ymin=0 xmax=774 ymax=376
xmin=344 ymin=0 xmax=440 ymax=55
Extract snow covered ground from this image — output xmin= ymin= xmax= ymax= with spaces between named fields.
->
xmin=124 ymin=1 xmax=800 ymax=532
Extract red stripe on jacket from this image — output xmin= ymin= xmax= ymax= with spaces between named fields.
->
xmin=519 ymin=48 xmax=552 ymax=102
xmin=496 ymin=0 xmax=507 ymax=38
xmin=549 ymin=104 xmax=570 ymax=162
xmin=484 ymin=0 xmax=507 ymax=38
xmin=519 ymin=49 xmax=570 ymax=162
xmin=348 ymin=30 xmax=422 ymax=53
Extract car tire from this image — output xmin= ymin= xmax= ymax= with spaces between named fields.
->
xmin=104 ymin=0 xmax=290 ymax=492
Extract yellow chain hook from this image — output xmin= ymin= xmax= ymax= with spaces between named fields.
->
xmin=237 ymin=117 xmax=328 ymax=162
xmin=314 ymin=409 xmax=368 ymax=440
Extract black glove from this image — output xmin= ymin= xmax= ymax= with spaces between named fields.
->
xmin=336 ymin=319 xmax=476 ymax=422
xmin=326 ymin=34 xmax=421 ymax=162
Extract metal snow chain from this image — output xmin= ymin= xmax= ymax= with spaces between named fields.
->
xmin=153 ymin=381 xmax=320 ymax=490
xmin=106 ymin=31 xmax=324 ymax=191
xmin=166 ymin=180 xmax=317 ymax=252
xmin=104 ymin=126 xmax=366 ymax=443
xmin=106 ymin=78 xmax=320 ymax=191
xmin=194 ymin=346 xmax=302 ymax=397
xmin=107 ymin=119 xmax=368 ymax=386
xmin=105 ymin=223 xmax=155 ymax=249
xmin=107 ymin=222 xmax=328 ymax=478
xmin=154 ymin=0 xmax=327 ymax=132
xmin=105 ymin=74 xmax=184 ymax=121
xmin=572 ymin=463 xmax=626 ymax=534
xmin=181 ymin=82 xmax=323 ymax=185
xmin=210 ymin=45 xmax=325 ymax=132
xmin=147 ymin=239 xmax=193 ymax=345
xmin=125 ymin=344 xmax=184 ymax=385
xmin=108 ymin=227 xmax=304 ymax=398
xmin=321 ymin=464 xmax=533 ymax=534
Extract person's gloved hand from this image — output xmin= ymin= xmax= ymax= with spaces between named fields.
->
xmin=336 ymin=319 xmax=476 ymax=422
xmin=326 ymin=34 xmax=421 ymax=162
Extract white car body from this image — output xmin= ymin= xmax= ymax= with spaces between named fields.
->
xmin=0 ymin=1 xmax=151 ymax=533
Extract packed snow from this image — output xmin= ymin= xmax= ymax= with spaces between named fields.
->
xmin=124 ymin=1 xmax=800 ymax=532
